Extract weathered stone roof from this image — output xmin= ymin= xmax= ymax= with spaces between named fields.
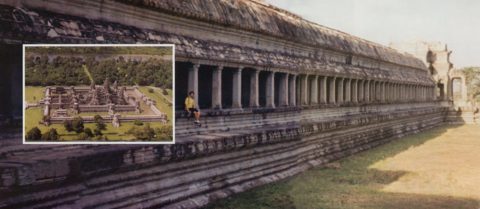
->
xmin=117 ymin=0 xmax=426 ymax=70
xmin=0 ymin=4 xmax=433 ymax=84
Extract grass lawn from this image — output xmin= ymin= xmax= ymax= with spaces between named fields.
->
xmin=206 ymin=125 xmax=480 ymax=209
xmin=25 ymin=107 xmax=170 ymax=141
xmin=138 ymin=86 xmax=173 ymax=125
xmin=25 ymin=86 xmax=45 ymax=103
xmin=25 ymin=85 xmax=172 ymax=141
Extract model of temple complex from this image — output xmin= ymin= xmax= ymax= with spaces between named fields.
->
xmin=39 ymin=78 xmax=166 ymax=126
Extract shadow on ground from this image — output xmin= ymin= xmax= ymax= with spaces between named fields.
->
xmin=205 ymin=125 xmax=480 ymax=209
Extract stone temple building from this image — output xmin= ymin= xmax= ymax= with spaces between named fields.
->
xmin=0 ymin=0 xmax=467 ymax=208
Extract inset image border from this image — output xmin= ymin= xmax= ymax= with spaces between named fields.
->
xmin=22 ymin=44 xmax=175 ymax=144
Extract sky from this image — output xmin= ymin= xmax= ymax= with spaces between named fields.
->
xmin=265 ymin=0 xmax=480 ymax=68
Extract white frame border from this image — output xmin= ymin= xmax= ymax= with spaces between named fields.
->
xmin=23 ymin=44 xmax=176 ymax=145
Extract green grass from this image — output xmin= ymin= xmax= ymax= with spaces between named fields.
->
xmin=206 ymin=125 xmax=480 ymax=209
xmin=25 ymin=107 xmax=170 ymax=141
xmin=25 ymin=86 xmax=45 ymax=103
xmin=138 ymin=86 xmax=173 ymax=125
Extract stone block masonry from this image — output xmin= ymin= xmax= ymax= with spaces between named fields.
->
xmin=0 ymin=0 xmax=452 ymax=208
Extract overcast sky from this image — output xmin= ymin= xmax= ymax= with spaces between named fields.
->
xmin=265 ymin=0 xmax=480 ymax=68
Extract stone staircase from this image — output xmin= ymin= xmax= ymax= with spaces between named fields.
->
xmin=446 ymin=107 xmax=478 ymax=124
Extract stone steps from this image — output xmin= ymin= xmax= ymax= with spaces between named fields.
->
xmin=175 ymin=105 xmax=441 ymax=137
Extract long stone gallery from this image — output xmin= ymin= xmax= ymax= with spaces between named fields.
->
xmin=0 ymin=0 xmax=477 ymax=208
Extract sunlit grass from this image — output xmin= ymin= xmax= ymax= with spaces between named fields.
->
xmin=25 ymin=86 xmax=45 ymax=103
xmin=138 ymin=86 xmax=173 ymax=125
xmin=206 ymin=125 xmax=480 ymax=209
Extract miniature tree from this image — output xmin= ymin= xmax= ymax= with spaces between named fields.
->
xmin=26 ymin=127 xmax=42 ymax=141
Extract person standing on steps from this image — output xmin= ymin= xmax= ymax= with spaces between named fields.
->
xmin=185 ymin=91 xmax=201 ymax=124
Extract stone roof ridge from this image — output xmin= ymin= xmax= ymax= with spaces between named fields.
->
xmin=115 ymin=0 xmax=427 ymax=69
xmin=245 ymin=0 xmax=424 ymax=65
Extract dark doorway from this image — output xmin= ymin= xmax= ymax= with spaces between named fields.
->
xmin=198 ymin=65 xmax=213 ymax=109
xmin=175 ymin=62 xmax=189 ymax=110
xmin=259 ymin=71 xmax=268 ymax=107
xmin=241 ymin=69 xmax=252 ymax=108
xmin=274 ymin=73 xmax=282 ymax=107
xmin=222 ymin=68 xmax=234 ymax=108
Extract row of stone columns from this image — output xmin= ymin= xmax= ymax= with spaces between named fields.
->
xmin=186 ymin=63 xmax=436 ymax=110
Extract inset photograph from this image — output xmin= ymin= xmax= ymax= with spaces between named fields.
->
xmin=23 ymin=44 xmax=174 ymax=143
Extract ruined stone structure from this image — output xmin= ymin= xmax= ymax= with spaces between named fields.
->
xmin=391 ymin=41 xmax=479 ymax=124
xmin=0 ymin=0 xmax=453 ymax=208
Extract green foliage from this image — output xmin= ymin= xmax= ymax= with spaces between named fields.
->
xmin=127 ymin=123 xmax=155 ymax=140
xmin=25 ymin=54 xmax=172 ymax=88
xmin=87 ymin=57 xmax=172 ymax=87
xmin=41 ymin=128 xmax=59 ymax=141
xmin=154 ymin=125 xmax=173 ymax=141
xmin=64 ymin=120 xmax=73 ymax=132
xmin=461 ymin=67 xmax=480 ymax=103
xmin=77 ymin=132 xmax=90 ymax=141
xmin=134 ymin=120 xmax=144 ymax=126
xmin=27 ymin=47 xmax=172 ymax=56
xmin=94 ymin=115 xmax=107 ymax=130
xmin=25 ymin=56 xmax=90 ymax=86
xmin=94 ymin=128 xmax=103 ymax=136
xmin=84 ymin=128 xmax=94 ymax=137
xmin=71 ymin=117 xmax=84 ymax=133
xmin=148 ymin=88 xmax=154 ymax=93
xmin=26 ymin=127 xmax=42 ymax=141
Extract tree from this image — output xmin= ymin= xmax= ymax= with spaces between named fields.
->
xmin=64 ymin=120 xmax=73 ymax=132
xmin=462 ymin=67 xmax=480 ymax=103
xmin=134 ymin=120 xmax=144 ymax=126
xmin=26 ymin=127 xmax=42 ymax=140
xmin=84 ymin=128 xmax=94 ymax=137
xmin=71 ymin=116 xmax=84 ymax=133
xmin=41 ymin=128 xmax=59 ymax=141
xmin=127 ymin=123 xmax=155 ymax=140
xmin=94 ymin=114 xmax=106 ymax=130
xmin=77 ymin=132 xmax=90 ymax=141
xmin=94 ymin=128 xmax=103 ymax=136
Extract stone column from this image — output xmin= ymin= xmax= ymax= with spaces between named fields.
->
xmin=249 ymin=69 xmax=259 ymax=107
xmin=289 ymin=74 xmax=296 ymax=106
xmin=358 ymin=80 xmax=364 ymax=103
xmin=301 ymin=75 xmax=309 ymax=105
xmin=461 ymin=78 xmax=468 ymax=103
xmin=352 ymin=79 xmax=358 ymax=103
xmin=337 ymin=77 xmax=344 ymax=104
xmin=266 ymin=71 xmax=275 ymax=108
xmin=385 ymin=83 xmax=390 ymax=102
xmin=310 ymin=75 xmax=318 ymax=105
xmin=365 ymin=80 xmax=370 ymax=103
xmin=232 ymin=67 xmax=243 ymax=109
xmin=329 ymin=77 xmax=336 ymax=104
xmin=279 ymin=73 xmax=288 ymax=106
xmin=381 ymin=82 xmax=386 ymax=103
xmin=345 ymin=78 xmax=351 ymax=103
xmin=188 ymin=63 xmax=200 ymax=108
xmin=320 ymin=76 xmax=327 ymax=104
xmin=212 ymin=65 xmax=223 ymax=109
